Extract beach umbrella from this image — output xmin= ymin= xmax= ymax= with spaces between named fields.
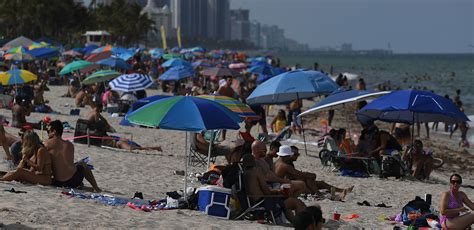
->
xmin=82 ymin=44 xmax=99 ymax=55
xmin=162 ymin=58 xmax=191 ymax=68
xmin=163 ymin=53 xmax=181 ymax=60
xmin=0 ymin=69 xmax=37 ymax=85
xmin=246 ymin=70 xmax=338 ymax=105
xmin=28 ymin=41 xmax=50 ymax=50
xmin=247 ymin=63 xmax=276 ymax=76
xmin=86 ymin=51 xmax=112 ymax=62
xmin=149 ymin=48 xmax=164 ymax=59
xmin=2 ymin=36 xmax=34 ymax=50
xmin=247 ymin=70 xmax=338 ymax=155
xmin=228 ymin=62 xmax=247 ymax=72
xmin=91 ymin=45 xmax=134 ymax=60
xmin=192 ymin=60 xmax=214 ymax=68
xmin=357 ymin=90 xmax=469 ymax=125
xmin=158 ymin=66 xmax=194 ymax=81
xmin=109 ymin=73 xmax=153 ymax=92
xmin=126 ymin=96 xmax=241 ymax=199
xmin=197 ymin=94 xmax=257 ymax=118
xmin=59 ymin=60 xmax=94 ymax=75
xmin=201 ymin=67 xmax=239 ymax=77
xmin=120 ymin=95 xmax=172 ymax=126
xmin=299 ymin=89 xmax=391 ymax=136
xmin=62 ymin=50 xmax=83 ymax=57
xmin=82 ymin=69 xmax=121 ymax=85
xmin=256 ymin=74 xmax=273 ymax=84
xmin=96 ymin=57 xmax=132 ymax=70
xmin=28 ymin=47 xmax=60 ymax=59
xmin=300 ymin=89 xmax=391 ymax=116
xmin=4 ymin=46 xmax=34 ymax=61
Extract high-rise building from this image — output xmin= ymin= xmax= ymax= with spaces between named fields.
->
xmin=230 ymin=9 xmax=250 ymax=42
xmin=207 ymin=0 xmax=230 ymax=40
xmin=171 ymin=0 xmax=229 ymax=40
xmin=249 ymin=21 xmax=261 ymax=47
xmin=141 ymin=0 xmax=173 ymax=42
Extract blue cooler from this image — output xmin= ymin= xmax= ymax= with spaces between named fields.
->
xmin=197 ymin=185 xmax=231 ymax=219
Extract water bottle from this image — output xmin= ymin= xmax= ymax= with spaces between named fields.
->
xmin=425 ymin=193 xmax=432 ymax=206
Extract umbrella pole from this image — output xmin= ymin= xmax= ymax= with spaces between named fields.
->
xmin=297 ymin=93 xmax=308 ymax=156
xmin=184 ymin=131 xmax=189 ymax=200
xmin=207 ymin=130 xmax=215 ymax=169
xmin=411 ymin=113 xmax=415 ymax=146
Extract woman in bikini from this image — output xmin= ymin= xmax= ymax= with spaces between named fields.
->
xmin=439 ymin=173 xmax=474 ymax=229
xmin=0 ymin=131 xmax=52 ymax=186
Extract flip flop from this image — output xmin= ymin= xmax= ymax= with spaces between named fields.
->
xmin=357 ymin=200 xmax=371 ymax=206
xmin=4 ymin=188 xmax=27 ymax=194
xmin=376 ymin=203 xmax=392 ymax=208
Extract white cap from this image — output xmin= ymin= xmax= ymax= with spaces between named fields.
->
xmin=277 ymin=145 xmax=293 ymax=157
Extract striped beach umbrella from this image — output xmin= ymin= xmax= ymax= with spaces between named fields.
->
xmin=0 ymin=69 xmax=37 ymax=85
xmin=4 ymin=46 xmax=34 ymax=61
xmin=82 ymin=69 xmax=121 ymax=85
xmin=196 ymin=94 xmax=257 ymax=118
xmin=109 ymin=73 xmax=153 ymax=92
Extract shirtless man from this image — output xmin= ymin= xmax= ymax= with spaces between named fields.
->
xmin=369 ymin=130 xmax=403 ymax=159
xmin=217 ymin=76 xmax=236 ymax=98
xmin=0 ymin=126 xmax=20 ymax=164
xmin=274 ymin=145 xmax=353 ymax=200
xmin=251 ymin=141 xmax=308 ymax=197
xmin=44 ymin=120 xmax=101 ymax=192
xmin=242 ymin=154 xmax=306 ymax=224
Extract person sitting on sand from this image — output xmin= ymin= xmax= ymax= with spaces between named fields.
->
xmin=251 ymin=141 xmax=308 ymax=197
xmin=0 ymin=131 xmax=52 ymax=186
xmin=44 ymin=120 xmax=101 ymax=192
xmin=439 ymin=173 xmax=474 ymax=229
xmin=402 ymin=140 xmax=434 ymax=180
xmin=294 ymin=206 xmax=325 ymax=230
xmin=274 ymin=145 xmax=353 ymax=200
xmin=368 ymin=130 xmax=402 ymax=159
xmin=242 ymin=154 xmax=306 ymax=224
xmin=0 ymin=126 xmax=20 ymax=165
xmin=86 ymin=103 xmax=162 ymax=152
xmin=75 ymin=85 xmax=93 ymax=108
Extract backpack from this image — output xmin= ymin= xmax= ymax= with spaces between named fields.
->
xmin=380 ymin=156 xmax=405 ymax=179
xmin=401 ymin=196 xmax=435 ymax=227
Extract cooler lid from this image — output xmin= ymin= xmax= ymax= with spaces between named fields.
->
xmin=197 ymin=185 xmax=231 ymax=194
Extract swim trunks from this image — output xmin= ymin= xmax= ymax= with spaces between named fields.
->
xmin=53 ymin=164 xmax=85 ymax=188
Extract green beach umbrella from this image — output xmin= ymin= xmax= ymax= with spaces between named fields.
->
xmin=59 ymin=60 xmax=93 ymax=75
xmin=163 ymin=53 xmax=181 ymax=60
xmin=82 ymin=69 xmax=121 ymax=85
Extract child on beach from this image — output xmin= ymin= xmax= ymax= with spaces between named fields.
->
xmin=271 ymin=109 xmax=287 ymax=133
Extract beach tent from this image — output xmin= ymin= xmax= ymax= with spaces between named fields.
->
xmin=2 ymin=36 xmax=34 ymax=50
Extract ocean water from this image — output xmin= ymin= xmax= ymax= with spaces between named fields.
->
xmin=276 ymin=53 xmax=474 ymax=114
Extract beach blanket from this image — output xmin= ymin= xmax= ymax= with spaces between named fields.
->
xmin=61 ymin=189 xmax=178 ymax=212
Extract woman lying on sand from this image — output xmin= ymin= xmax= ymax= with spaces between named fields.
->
xmin=439 ymin=173 xmax=474 ymax=229
xmin=0 ymin=131 xmax=52 ymax=186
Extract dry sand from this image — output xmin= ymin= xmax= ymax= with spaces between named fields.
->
xmin=0 ymin=85 xmax=473 ymax=229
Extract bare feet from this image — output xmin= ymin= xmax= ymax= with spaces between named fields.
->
xmin=340 ymin=186 xmax=354 ymax=200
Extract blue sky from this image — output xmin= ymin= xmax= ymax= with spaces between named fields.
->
xmin=230 ymin=0 xmax=474 ymax=53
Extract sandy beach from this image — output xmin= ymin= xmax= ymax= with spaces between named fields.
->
xmin=1 ymin=85 xmax=473 ymax=229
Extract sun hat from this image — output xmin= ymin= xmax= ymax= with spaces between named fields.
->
xmin=277 ymin=145 xmax=294 ymax=157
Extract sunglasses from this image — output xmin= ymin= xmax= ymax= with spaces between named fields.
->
xmin=451 ymin=180 xmax=462 ymax=185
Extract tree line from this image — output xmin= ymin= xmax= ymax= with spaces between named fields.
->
xmin=0 ymin=0 xmax=154 ymax=47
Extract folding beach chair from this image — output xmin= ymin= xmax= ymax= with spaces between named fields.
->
xmin=73 ymin=119 xmax=102 ymax=146
xmin=234 ymin=164 xmax=280 ymax=224
xmin=188 ymin=131 xmax=217 ymax=167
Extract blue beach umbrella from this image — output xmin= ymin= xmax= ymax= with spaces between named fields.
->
xmin=247 ymin=63 xmax=276 ymax=76
xmin=246 ymin=70 xmax=339 ymax=105
xmin=162 ymin=58 xmax=191 ymax=68
xmin=357 ymin=90 xmax=469 ymax=124
xmin=96 ymin=57 xmax=132 ymax=70
xmin=109 ymin=73 xmax=153 ymax=92
xmin=158 ymin=66 xmax=194 ymax=81
xmin=28 ymin=47 xmax=60 ymax=59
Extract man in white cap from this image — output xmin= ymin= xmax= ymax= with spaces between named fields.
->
xmin=251 ymin=141 xmax=308 ymax=197
xmin=274 ymin=145 xmax=354 ymax=200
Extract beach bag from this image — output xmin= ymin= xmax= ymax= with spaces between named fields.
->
xmin=401 ymin=196 xmax=433 ymax=227
xmin=380 ymin=156 xmax=404 ymax=179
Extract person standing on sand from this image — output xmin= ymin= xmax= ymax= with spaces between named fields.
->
xmin=44 ymin=120 xmax=101 ymax=192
